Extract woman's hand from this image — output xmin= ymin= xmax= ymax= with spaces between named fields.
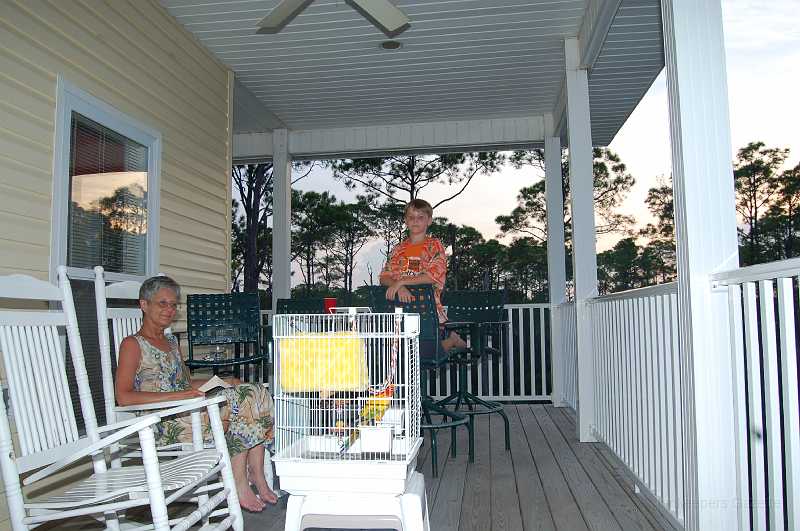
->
xmin=179 ymin=389 xmax=206 ymax=400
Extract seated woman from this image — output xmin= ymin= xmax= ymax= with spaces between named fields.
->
xmin=116 ymin=275 xmax=277 ymax=512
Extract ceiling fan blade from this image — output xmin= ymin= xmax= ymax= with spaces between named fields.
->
xmin=255 ymin=0 xmax=314 ymax=34
xmin=346 ymin=0 xmax=410 ymax=36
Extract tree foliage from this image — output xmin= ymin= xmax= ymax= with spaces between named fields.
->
xmin=231 ymin=162 xmax=314 ymax=293
xmin=734 ymin=142 xmax=792 ymax=264
xmin=329 ymin=152 xmax=505 ymax=208
xmin=230 ymin=140 xmax=797 ymax=304
xmin=496 ymin=147 xmax=635 ymax=243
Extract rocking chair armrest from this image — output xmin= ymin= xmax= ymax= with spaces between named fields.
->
xmin=23 ymin=415 xmax=162 ymax=486
xmin=114 ymin=396 xmax=206 ymax=413
xmin=150 ymin=394 xmax=227 ymax=419
xmin=95 ymin=413 xmax=174 ymax=434
xmin=116 ymin=395 xmax=228 ymax=421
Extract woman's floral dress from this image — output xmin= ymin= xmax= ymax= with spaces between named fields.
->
xmin=132 ymin=334 xmax=274 ymax=456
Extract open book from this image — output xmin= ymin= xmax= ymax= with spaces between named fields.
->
xmin=198 ymin=375 xmax=232 ymax=393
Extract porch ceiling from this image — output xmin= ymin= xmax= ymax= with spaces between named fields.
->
xmin=160 ymin=0 xmax=664 ymax=147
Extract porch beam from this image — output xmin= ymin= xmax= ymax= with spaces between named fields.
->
xmin=544 ymin=113 xmax=567 ymax=407
xmin=271 ymin=128 xmax=292 ymax=305
xmin=662 ymin=0 xmax=739 ymax=529
xmin=564 ymin=37 xmax=599 ymax=442
xmin=552 ymin=0 xmax=623 ymax=141
xmin=232 ymin=116 xmax=545 ymax=161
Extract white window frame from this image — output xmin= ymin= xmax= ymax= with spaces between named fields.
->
xmin=50 ymin=76 xmax=161 ymax=283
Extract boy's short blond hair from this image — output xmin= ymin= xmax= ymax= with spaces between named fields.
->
xmin=404 ymin=198 xmax=433 ymax=218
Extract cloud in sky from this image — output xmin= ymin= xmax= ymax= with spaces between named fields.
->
xmin=722 ymin=0 xmax=800 ymax=53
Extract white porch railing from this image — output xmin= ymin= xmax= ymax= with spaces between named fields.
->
xmin=587 ymin=282 xmax=685 ymax=527
xmin=711 ymin=257 xmax=800 ymax=531
xmin=552 ymin=301 xmax=578 ymax=409
xmin=262 ymin=304 xmax=551 ymax=402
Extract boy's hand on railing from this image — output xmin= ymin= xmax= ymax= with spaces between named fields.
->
xmin=386 ymin=282 xmax=413 ymax=302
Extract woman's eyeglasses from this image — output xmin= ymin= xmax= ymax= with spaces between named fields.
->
xmin=154 ymin=300 xmax=182 ymax=310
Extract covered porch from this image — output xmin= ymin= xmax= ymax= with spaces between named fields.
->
xmin=171 ymin=1 xmax=750 ymax=529
xmin=165 ymin=0 xmax=771 ymax=529
xmin=1 ymin=0 xmax=791 ymax=529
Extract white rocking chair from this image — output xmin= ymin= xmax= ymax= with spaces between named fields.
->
xmin=93 ymin=266 xmax=278 ymax=491
xmin=0 ymin=266 xmax=243 ymax=531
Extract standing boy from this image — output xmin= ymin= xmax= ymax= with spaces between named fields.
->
xmin=379 ymin=198 xmax=466 ymax=350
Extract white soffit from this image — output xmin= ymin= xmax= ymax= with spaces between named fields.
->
xmin=588 ymin=0 xmax=664 ymax=146
xmin=161 ymin=0 xmax=665 ymax=147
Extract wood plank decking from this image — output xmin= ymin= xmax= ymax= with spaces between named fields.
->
xmin=245 ymin=405 xmax=682 ymax=531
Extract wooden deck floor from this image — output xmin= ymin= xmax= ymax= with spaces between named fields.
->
xmin=245 ymin=404 xmax=681 ymax=531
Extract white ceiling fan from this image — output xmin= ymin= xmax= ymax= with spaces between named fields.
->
xmin=256 ymin=0 xmax=410 ymax=37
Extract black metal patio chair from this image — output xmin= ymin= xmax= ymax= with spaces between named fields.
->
xmin=367 ymin=284 xmax=474 ymax=477
xmin=440 ymin=289 xmax=511 ymax=451
xmin=185 ymin=291 xmax=266 ymax=381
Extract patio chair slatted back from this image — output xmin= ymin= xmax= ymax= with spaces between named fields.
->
xmin=442 ymin=290 xmax=506 ymax=325
xmin=275 ymin=297 xmax=326 ymax=314
xmin=185 ymin=293 xmax=265 ymax=380
xmin=187 ymin=292 xmax=261 ymax=347
xmin=0 ymin=270 xmax=96 ymax=467
xmin=366 ymin=285 xmax=447 ymax=366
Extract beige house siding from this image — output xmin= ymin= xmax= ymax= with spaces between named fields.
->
xmin=0 ymin=1 xmax=233 ymax=527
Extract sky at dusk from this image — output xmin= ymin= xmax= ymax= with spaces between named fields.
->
xmin=292 ymin=0 xmax=800 ymax=287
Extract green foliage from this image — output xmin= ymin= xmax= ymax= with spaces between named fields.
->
xmin=230 ymin=140 xmax=797 ymax=305
xmin=734 ymin=142 xmax=794 ymax=265
xmin=328 ymin=152 xmax=505 ymax=208
xmin=497 ymin=147 xmax=635 ymax=243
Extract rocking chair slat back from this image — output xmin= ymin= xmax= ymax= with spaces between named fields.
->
xmin=94 ymin=267 xmax=143 ymax=426
xmin=0 ymin=269 xmax=96 ymax=464
xmin=109 ymin=309 xmax=142 ymax=360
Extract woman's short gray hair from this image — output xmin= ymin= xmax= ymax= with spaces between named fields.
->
xmin=139 ymin=275 xmax=181 ymax=302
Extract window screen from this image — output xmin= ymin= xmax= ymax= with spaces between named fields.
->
xmin=67 ymin=112 xmax=148 ymax=275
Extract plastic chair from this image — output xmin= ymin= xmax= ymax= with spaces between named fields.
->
xmin=0 ymin=267 xmax=242 ymax=531
xmin=367 ymin=285 xmax=474 ymax=477
xmin=283 ymin=470 xmax=429 ymax=531
xmin=185 ymin=292 xmax=266 ymax=381
xmin=440 ymin=290 xmax=511 ymax=450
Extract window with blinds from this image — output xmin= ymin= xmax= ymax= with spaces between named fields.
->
xmin=63 ymin=111 xmax=151 ymax=429
xmin=67 ymin=112 xmax=148 ymax=275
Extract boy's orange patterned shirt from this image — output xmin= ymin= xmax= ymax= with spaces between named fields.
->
xmin=382 ymin=236 xmax=448 ymax=323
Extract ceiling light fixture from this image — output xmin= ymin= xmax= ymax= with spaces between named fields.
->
xmin=380 ymin=40 xmax=403 ymax=50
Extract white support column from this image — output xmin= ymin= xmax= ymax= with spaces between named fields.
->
xmin=662 ymin=1 xmax=739 ymax=529
xmin=544 ymin=113 xmax=567 ymax=407
xmin=272 ymin=128 xmax=292 ymax=305
xmin=565 ymin=37 xmax=599 ymax=442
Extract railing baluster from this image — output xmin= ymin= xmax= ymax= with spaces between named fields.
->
xmin=743 ymin=282 xmax=768 ymax=531
xmin=780 ymin=277 xmax=800 ymax=531
xmin=631 ymin=299 xmax=648 ymax=483
xmin=539 ymin=307 xmax=546 ymax=397
xmin=728 ymin=283 xmax=750 ymax=531
xmin=758 ymin=280 xmax=784 ymax=530
xmin=518 ymin=308 xmax=532 ymax=395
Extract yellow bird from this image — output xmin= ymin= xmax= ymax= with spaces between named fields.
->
xmin=360 ymin=384 xmax=394 ymax=423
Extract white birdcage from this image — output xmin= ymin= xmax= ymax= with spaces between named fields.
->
xmin=272 ymin=309 xmax=422 ymax=496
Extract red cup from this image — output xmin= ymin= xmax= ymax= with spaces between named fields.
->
xmin=324 ymin=297 xmax=337 ymax=314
